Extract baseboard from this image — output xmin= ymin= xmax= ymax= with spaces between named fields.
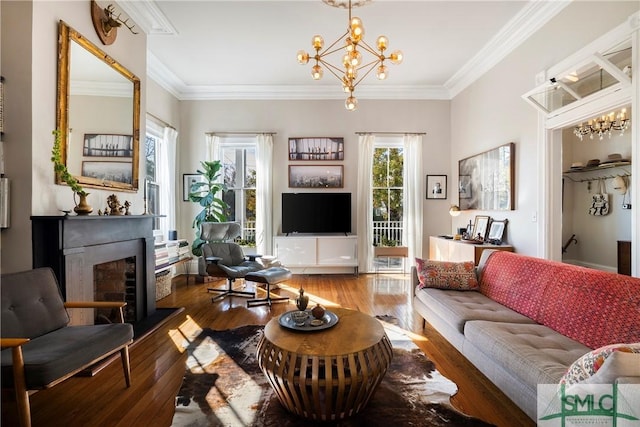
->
xmin=561 ymin=258 xmax=616 ymax=273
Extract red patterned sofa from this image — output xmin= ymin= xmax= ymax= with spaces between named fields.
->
xmin=412 ymin=250 xmax=640 ymax=420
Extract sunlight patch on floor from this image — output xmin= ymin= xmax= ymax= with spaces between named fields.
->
xmin=168 ymin=315 xmax=202 ymax=353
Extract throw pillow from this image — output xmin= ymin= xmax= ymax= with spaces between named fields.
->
xmin=415 ymin=258 xmax=478 ymax=291
xmin=560 ymin=343 xmax=640 ymax=386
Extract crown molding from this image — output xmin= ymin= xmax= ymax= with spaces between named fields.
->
xmin=143 ymin=0 xmax=569 ymax=101
xmin=117 ymin=0 xmax=178 ymax=35
xmin=445 ymin=0 xmax=570 ymax=98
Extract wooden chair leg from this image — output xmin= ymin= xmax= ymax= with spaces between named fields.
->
xmin=12 ymin=346 xmax=31 ymax=427
xmin=120 ymin=346 xmax=131 ymax=387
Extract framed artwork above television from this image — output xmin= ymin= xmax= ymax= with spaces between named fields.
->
xmin=288 ymin=137 xmax=344 ymax=161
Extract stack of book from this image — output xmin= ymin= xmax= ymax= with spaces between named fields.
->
xmin=155 ymin=239 xmax=191 ymax=272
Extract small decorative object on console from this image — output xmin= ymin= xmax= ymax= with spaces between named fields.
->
xmin=311 ymin=303 xmax=326 ymax=319
xmin=296 ymin=288 xmax=309 ymax=311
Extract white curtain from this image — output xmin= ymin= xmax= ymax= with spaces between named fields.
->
xmin=160 ymin=127 xmax=178 ymax=237
xmin=357 ymin=134 xmax=376 ymax=273
xmin=255 ymin=134 xmax=273 ymax=255
xmin=403 ymin=134 xmax=423 ymax=270
xmin=205 ymin=134 xmax=221 ymax=161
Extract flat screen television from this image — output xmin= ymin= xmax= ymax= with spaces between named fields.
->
xmin=282 ymin=192 xmax=351 ymax=234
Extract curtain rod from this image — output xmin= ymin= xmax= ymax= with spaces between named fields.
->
xmin=146 ymin=113 xmax=176 ymax=130
xmin=355 ymin=131 xmax=426 ymax=136
xmin=206 ymin=131 xmax=277 ymax=136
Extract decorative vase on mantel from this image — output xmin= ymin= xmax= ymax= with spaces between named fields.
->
xmin=73 ymin=192 xmax=93 ymax=215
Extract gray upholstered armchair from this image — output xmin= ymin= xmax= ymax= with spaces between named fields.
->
xmin=1 ymin=268 xmax=133 ymax=427
xmin=199 ymin=222 xmax=265 ymax=302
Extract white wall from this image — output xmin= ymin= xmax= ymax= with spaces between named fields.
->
xmin=175 ymin=99 xmax=451 ymax=260
xmin=1 ymin=0 xmax=147 ymax=273
xmin=450 ymin=1 xmax=639 ymax=257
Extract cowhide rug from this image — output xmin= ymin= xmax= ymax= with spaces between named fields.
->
xmin=172 ymin=317 xmax=493 ymax=427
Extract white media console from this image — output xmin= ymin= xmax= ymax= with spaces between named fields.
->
xmin=274 ymin=235 xmax=358 ymax=275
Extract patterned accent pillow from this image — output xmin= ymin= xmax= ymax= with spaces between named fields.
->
xmin=560 ymin=343 xmax=640 ymax=385
xmin=415 ymin=258 xmax=478 ymax=291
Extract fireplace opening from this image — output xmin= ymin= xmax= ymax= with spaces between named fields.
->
xmin=94 ymin=257 xmax=137 ymax=323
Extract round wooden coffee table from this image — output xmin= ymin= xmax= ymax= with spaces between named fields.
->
xmin=256 ymin=307 xmax=393 ymax=421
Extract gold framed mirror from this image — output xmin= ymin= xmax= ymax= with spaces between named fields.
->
xmin=56 ymin=20 xmax=140 ymax=192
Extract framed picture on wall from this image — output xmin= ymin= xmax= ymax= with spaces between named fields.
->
xmin=426 ymin=175 xmax=447 ymax=199
xmin=288 ymin=137 xmax=344 ymax=161
xmin=81 ymin=161 xmax=133 ymax=184
xmin=183 ymin=173 xmax=205 ymax=202
xmin=289 ymin=165 xmax=343 ymax=188
xmin=83 ymin=134 xmax=133 ymax=157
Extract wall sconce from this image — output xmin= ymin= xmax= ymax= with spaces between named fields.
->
xmin=91 ymin=0 xmax=138 ymax=45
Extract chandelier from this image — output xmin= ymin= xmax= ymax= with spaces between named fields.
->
xmin=573 ymin=108 xmax=630 ymax=140
xmin=296 ymin=0 xmax=403 ymax=111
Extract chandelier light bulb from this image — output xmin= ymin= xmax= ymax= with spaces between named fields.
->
xmin=345 ymin=96 xmax=358 ymax=111
xmin=376 ymin=64 xmax=387 ymax=80
xmin=349 ymin=50 xmax=362 ymax=66
xmin=312 ymin=35 xmax=324 ymax=50
xmin=297 ymin=50 xmax=309 ymax=65
xmin=390 ymin=50 xmax=403 ymax=64
xmin=312 ymin=64 xmax=323 ymax=80
xmin=346 ymin=66 xmax=357 ymax=80
xmin=376 ymin=36 xmax=388 ymax=51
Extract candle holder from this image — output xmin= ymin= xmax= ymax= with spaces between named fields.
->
xmin=142 ymin=198 xmax=149 ymax=215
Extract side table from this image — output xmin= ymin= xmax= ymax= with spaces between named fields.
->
xmin=256 ymin=308 xmax=393 ymax=421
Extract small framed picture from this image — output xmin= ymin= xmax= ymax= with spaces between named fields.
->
xmin=426 ymin=175 xmax=447 ymax=199
xmin=183 ymin=174 xmax=205 ymax=202
xmin=289 ymin=165 xmax=343 ymax=188
xmin=487 ymin=219 xmax=508 ymax=243
xmin=473 ymin=215 xmax=491 ymax=241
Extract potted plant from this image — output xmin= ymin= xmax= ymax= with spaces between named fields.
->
xmin=188 ymin=160 xmax=228 ymax=256
xmin=51 ymin=130 xmax=92 ymax=215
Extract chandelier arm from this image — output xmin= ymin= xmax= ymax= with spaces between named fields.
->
xmin=358 ymin=39 xmax=382 ymax=57
xmin=352 ymin=61 xmax=380 ymax=88
xmin=320 ymin=44 xmax=351 ymax=59
xmin=318 ymin=59 xmax=350 ymax=83
xmin=319 ymin=31 xmax=349 ymax=57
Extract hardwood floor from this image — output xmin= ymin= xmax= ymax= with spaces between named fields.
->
xmin=2 ymin=273 xmax=535 ymax=427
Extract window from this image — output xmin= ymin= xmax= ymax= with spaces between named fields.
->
xmin=219 ymin=139 xmax=257 ymax=245
xmin=372 ymin=139 xmax=404 ymax=270
xmin=145 ymin=132 xmax=161 ymax=230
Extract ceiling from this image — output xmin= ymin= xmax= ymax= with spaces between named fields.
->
xmin=117 ymin=0 xmax=570 ymax=101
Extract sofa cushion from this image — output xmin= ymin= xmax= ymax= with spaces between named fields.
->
xmin=559 ymin=343 xmax=640 ymax=386
xmin=1 ymin=323 xmax=133 ymax=389
xmin=464 ymin=320 xmax=590 ymax=386
xmin=415 ymin=287 xmax=535 ymax=333
xmin=415 ymin=258 xmax=478 ymax=290
xmin=479 ymin=251 xmax=640 ymax=349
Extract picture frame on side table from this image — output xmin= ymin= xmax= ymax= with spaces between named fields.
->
xmin=426 ymin=175 xmax=447 ymax=199
xmin=472 ymin=215 xmax=491 ymax=241
xmin=289 ymin=165 xmax=343 ymax=188
xmin=487 ymin=218 xmax=508 ymax=244
xmin=183 ymin=173 xmax=205 ymax=202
